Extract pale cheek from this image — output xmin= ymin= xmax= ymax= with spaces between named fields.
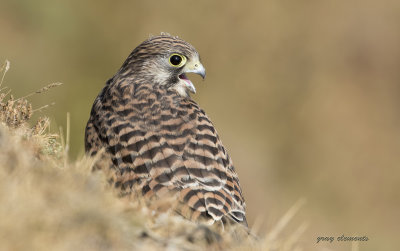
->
xmin=153 ymin=70 xmax=171 ymax=84
xmin=145 ymin=62 xmax=171 ymax=85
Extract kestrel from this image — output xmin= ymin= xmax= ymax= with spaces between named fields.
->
xmin=85 ymin=34 xmax=247 ymax=226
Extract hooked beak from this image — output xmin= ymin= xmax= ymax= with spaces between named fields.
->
xmin=178 ymin=60 xmax=206 ymax=94
xmin=185 ymin=62 xmax=206 ymax=79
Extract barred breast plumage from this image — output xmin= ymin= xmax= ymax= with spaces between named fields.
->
xmin=85 ymin=34 xmax=247 ymax=226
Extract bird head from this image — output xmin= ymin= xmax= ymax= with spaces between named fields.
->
xmin=119 ymin=34 xmax=206 ymax=97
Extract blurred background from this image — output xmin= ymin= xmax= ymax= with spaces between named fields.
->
xmin=1 ymin=0 xmax=399 ymax=250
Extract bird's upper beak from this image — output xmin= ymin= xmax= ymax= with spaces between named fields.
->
xmin=184 ymin=60 xmax=206 ymax=79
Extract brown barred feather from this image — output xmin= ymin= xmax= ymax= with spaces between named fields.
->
xmin=85 ymin=34 xmax=247 ymax=226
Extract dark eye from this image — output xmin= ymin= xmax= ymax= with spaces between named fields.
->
xmin=170 ymin=55 xmax=182 ymax=65
xmin=169 ymin=54 xmax=187 ymax=67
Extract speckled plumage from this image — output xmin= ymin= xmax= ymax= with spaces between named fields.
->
xmin=85 ymin=34 xmax=246 ymax=226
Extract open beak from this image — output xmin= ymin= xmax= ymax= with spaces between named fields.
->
xmin=178 ymin=60 xmax=206 ymax=94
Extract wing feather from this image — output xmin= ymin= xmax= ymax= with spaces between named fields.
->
xmin=85 ymin=82 xmax=246 ymax=225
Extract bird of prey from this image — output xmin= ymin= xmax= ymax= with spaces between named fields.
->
xmin=85 ymin=34 xmax=247 ymax=226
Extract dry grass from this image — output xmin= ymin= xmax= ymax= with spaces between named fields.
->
xmin=0 ymin=61 xmax=305 ymax=251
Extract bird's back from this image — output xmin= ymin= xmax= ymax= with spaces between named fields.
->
xmin=85 ymin=78 xmax=247 ymax=225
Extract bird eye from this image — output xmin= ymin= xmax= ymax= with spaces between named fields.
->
xmin=169 ymin=54 xmax=187 ymax=67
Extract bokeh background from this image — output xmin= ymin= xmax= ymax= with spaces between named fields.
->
xmin=1 ymin=0 xmax=399 ymax=250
